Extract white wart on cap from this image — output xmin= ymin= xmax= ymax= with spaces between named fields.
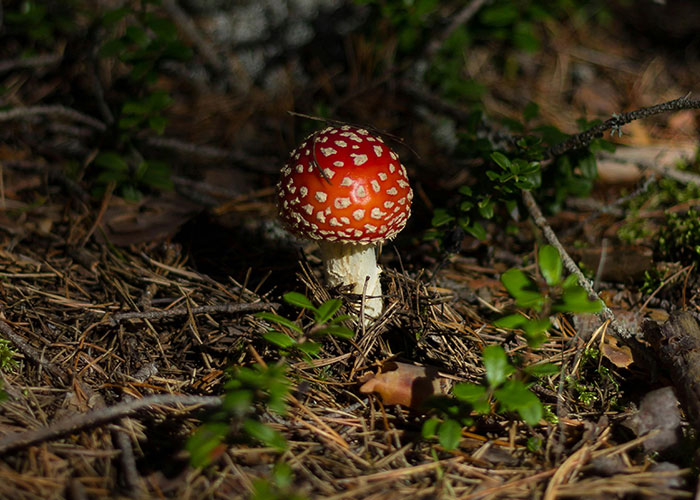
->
xmin=277 ymin=125 xmax=413 ymax=243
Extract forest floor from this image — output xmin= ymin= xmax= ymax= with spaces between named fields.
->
xmin=1 ymin=1 xmax=700 ymax=499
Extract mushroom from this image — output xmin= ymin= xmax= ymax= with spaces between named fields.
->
xmin=276 ymin=125 xmax=413 ymax=318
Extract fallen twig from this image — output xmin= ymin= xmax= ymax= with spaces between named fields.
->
xmin=600 ymin=152 xmax=700 ymax=186
xmin=109 ymin=302 xmax=275 ymax=324
xmin=142 ymin=136 xmax=279 ymax=174
xmin=0 ymin=53 xmax=62 ymax=74
xmin=112 ymin=362 xmax=159 ymax=497
xmin=0 ymin=105 xmax=107 ymax=131
xmin=421 ymin=0 xmax=490 ymax=63
xmin=546 ymin=95 xmax=700 ymax=158
xmin=161 ymin=0 xmax=228 ymax=77
xmin=521 ymin=190 xmax=633 ymax=338
xmin=0 ymin=394 xmax=221 ymax=455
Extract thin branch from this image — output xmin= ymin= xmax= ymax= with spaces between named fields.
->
xmin=0 ymin=105 xmax=107 ymax=131
xmin=0 ymin=394 xmax=221 ymax=455
xmin=142 ymin=136 xmax=279 ymax=174
xmin=0 ymin=53 xmax=62 ymax=74
xmin=422 ymin=0 xmax=490 ymax=62
xmin=521 ymin=190 xmax=633 ymax=338
xmin=600 ymin=152 xmax=700 ymax=186
xmin=161 ymin=0 xmax=228 ymax=77
xmin=113 ymin=361 xmax=159 ymax=497
xmin=109 ymin=302 xmax=275 ymax=324
xmin=546 ymin=95 xmax=700 ymax=158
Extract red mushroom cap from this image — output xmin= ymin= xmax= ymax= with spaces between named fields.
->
xmin=277 ymin=126 xmax=413 ymax=243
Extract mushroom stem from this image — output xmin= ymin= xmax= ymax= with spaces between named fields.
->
xmin=317 ymin=241 xmax=383 ymax=318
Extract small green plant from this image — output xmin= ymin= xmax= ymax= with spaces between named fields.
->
xmin=186 ymin=293 xmax=353 ymax=468
xmin=91 ymin=151 xmax=174 ymax=201
xmin=0 ymin=339 xmax=18 ymax=371
xmin=495 ymin=245 xmax=603 ymax=346
xmin=3 ymin=1 xmax=78 ymax=45
xmin=87 ymin=0 xmax=192 ymax=200
xmin=422 ymin=245 xmax=602 ymax=450
xmin=186 ymin=362 xmax=290 ymax=468
xmin=657 ymin=208 xmax=700 ymax=268
xmin=422 ymin=344 xmax=558 ymax=450
xmin=256 ymin=292 xmax=355 ymax=360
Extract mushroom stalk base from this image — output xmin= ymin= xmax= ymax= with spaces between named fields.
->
xmin=317 ymin=241 xmax=382 ymax=318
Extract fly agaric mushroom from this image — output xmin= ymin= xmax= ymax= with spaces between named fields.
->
xmin=276 ymin=125 xmax=413 ymax=318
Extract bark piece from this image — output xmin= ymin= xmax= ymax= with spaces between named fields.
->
xmin=642 ymin=311 xmax=700 ymax=431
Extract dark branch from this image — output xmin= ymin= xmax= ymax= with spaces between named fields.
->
xmin=109 ymin=302 xmax=275 ymax=324
xmin=0 ymin=394 xmax=222 ymax=455
xmin=546 ymin=95 xmax=700 ymax=158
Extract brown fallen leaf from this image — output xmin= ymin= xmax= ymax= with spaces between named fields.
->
xmin=99 ymin=194 xmax=201 ymax=246
xmin=359 ymin=360 xmax=452 ymax=409
xmin=601 ymin=335 xmax=634 ymax=369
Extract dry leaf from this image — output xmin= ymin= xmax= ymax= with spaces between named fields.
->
xmin=601 ymin=335 xmax=634 ymax=369
xmin=359 ymin=360 xmax=451 ymax=409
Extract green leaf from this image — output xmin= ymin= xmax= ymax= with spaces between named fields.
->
xmin=553 ymin=286 xmax=604 ymax=313
xmin=421 ymin=417 xmax=440 ymax=438
xmin=256 ymin=312 xmax=302 ymax=333
xmin=99 ymin=38 xmax=125 ymax=58
xmin=500 ymin=269 xmax=543 ymax=309
xmin=296 ymin=341 xmax=321 ymax=356
xmin=315 ymin=298 xmax=342 ymax=324
xmin=578 ymin=152 xmax=597 ymax=179
xmin=432 ymin=208 xmax=455 ymax=227
xmin=125 ymin=26 xmax=150 ymax=48
xmin=146 ymin=90 xmax=174 ymax=110
xmin=517 ymin=399 xmax=544 ymax=427
xmin=118 ymin=115 xmax=143 ymax=129
xmin=316 ymin=324 xmax=354 ymax=339
xmin=480 ymin=4 xmax=519 ymax=26
xmin=523 ymin=102 xmax=539 ymax=122
xmin=490 ymin=151 xmax=511 ymax=170
xmin=139 ymin=161 xmax=173 ymax=190
xmin=478 ymin=198 xmax=494 ymax=219
xmin=494 ymin=380 xmax=543 ymax=426
xmin=144 ymin=14 xmax=178 ymax=42
xmin=524 ymin=363 xmax=559 ymax=378
xmin=483 ymin=345 xmax=513 ymax=388
xmin=453 ymin=382 xmax=486 ymax=403
xmin=522 ymin=318 xmax=551 ymax=338
xmin=437 ymin=419 xmax=462 ymax=450
xmin=493 ymin=313 xmax=527 ymax=330
xmin=120 ymin=184 xmax=142 ymax=201
xmin=122 ymin=100 xmax=149 ymax=116
xmin=95 ymin=170 xmax=128 ymax=184
xmin=148 ymin=115 xmax=168 ymax=135
xmin=263 ymin=331 xmax=296 ymax=349
xmin=186 ymin=422 xmax=228 ymax=468
xmin=538 ymin=245 xmax=562 ymax=286
xmin=465 ymin=221 xmax=487 ymax=241
xmin=94 ymin=152 xmax=128 ymax=172
xmin=283 ymin=292 xmax=315 ymax=310
xmin=458 ymin=185 xmax=473 ymax=197
xmin=243 ymin=419 xmax=287 ymax=451
xmin=222 ymin=389 xmax=253 ymax=416
xmin=102 ymin=7 xmax=129 ymax=27
xmin=562 ymin=274 xmax=579 ymax=289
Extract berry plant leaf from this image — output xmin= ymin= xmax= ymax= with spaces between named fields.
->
xmin=538 ymin=245 xmax=562 ymax=286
